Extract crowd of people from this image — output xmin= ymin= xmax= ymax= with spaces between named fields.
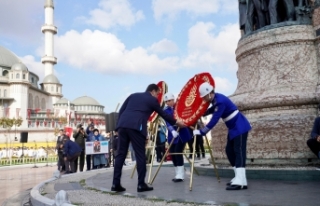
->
xmin=0 ymin=146 xmax=55 ymax=161
xmin=56 ymin=123 xmax=115 ymax=174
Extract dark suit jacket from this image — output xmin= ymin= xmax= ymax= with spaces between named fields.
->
xmin=116 ymin=91 xmax=176 ymax=137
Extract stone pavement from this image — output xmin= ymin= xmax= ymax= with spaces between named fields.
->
xmin=35 ymin=159 xmax=320 ymax=206
xmin=0 ymin=163 xmax=56 ymax=205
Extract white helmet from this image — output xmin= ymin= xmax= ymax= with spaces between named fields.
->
xmin=164 ymin=93 xmax=175 ymax=101
xmin=199 ymin=82 xmax=214 ymax=98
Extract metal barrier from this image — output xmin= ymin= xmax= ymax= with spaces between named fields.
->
xmin=0 ymin=156 xmax=58 ymax=166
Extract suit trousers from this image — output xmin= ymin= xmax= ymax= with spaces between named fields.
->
xmin=65 ymin=152 xmax=81 ymax=172
xmin=74 ymin=149 xmax=85 ymax=172
xmin=113 ymin=128 xmax=146 ymax=186
xmin=225 ymin=133 xmax=248 ymax=168
xmin=307 ymin=138 xmax=320 ymax=158
xmin=170 ymin=139 xmax=185 ymax=166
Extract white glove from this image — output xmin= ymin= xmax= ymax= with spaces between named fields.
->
xmin=172 ymin=130 xmax=179 ymax=138
xmin=193 ymin=130 xmax=201 ymax=136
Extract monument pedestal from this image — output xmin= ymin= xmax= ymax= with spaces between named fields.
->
xmin=210 ymin=24 xmax=320 ymax=166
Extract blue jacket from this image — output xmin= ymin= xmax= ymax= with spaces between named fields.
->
xmin=63 ymin=139 xmax=82 ymax=157
xmin=86 ymin=126 xmax=94 ymax=142
xmin=164 ymin=106 xmax=192 ymax=144
xmin=310 ymin=117 xmax=320 ymax=139
xmin=202 ymin=93 xmax=251 ymax=140
xmin=116 ymin=91 xmax=176 ymax=137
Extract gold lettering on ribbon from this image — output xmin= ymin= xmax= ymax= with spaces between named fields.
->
xmin=185 ymin=85 xmax=197 ymax=107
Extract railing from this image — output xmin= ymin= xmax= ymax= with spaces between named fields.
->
xmin=0 ymin=156 xmax=58 ymax=166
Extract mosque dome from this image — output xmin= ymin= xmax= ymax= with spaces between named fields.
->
xmin=0 ymin=46 xmax=21 ymax=68
xmin=43 ymin=74 xmax=60 ymax=84
xmin=72 ymin=96 xmax=101 ymax=106
xmin=11 ymin=62 xmax=28 ymax=71
xmin=54 ymin=98 xmax=69 ymax=104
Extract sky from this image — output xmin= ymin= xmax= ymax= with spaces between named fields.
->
xmin=0 ymin=0 xmax=240 ymax=113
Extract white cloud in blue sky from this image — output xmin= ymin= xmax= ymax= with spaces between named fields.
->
xmin=0 ymin=0 xmax=240 ymax=113
xmin=83 ymin=0 xmax=145 ymax=30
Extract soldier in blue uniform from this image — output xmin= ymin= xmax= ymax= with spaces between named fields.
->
xmin=163 ymin=93 xmax=192 ymax=182
xmin=193 ymin=82 xmax=252 ymax=190
xmin=111 ymin=84 xmax=186 ymax=193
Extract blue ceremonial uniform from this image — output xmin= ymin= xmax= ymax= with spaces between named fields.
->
xmin=202 ymin=93 xmax=251 ymax=168
xmin=164 ymin=106 xmax=191 ymax=144
xmin=164 ymin=106 xmax=191 ymax=167
xmin=113 ymin=91 xmax=177 ymax=186
xmin=201 ymin=93 xmax=251 ymax=140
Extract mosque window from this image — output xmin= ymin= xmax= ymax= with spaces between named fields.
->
xmin=28 ymin=93 xmax=33 ymax=108
xmin=3 ymin=89 xmax=6 ymax=97
xmin=11 ymin=74 xmax=13 ymax=79
xmin=31 ymin=77 xmax=34 ymax=83
xmin=41 ymin=98 xmax=45 ymax=110
xmin=51 ymin=86 xmax=53 ymax=92
xmin=35 ymin=96 xmax=40 ymax=108
xmin=23 ymin=74 xmax=25 ymax=79
xmin=16 ymin=73 xmax=20 ymax=79
xmin=56 ymin=86 xmax=58 ymax=92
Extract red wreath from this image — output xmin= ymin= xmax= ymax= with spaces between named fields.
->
xmin=148 ymin=81 xmax=168 ymax=123
xmin=174 ymin=73 xmax=215 ymax=126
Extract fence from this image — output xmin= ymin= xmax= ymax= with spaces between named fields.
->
xmin=0 ymin=155 xmax=58 ymax=166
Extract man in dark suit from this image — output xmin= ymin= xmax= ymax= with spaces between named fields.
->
xmin=111 ymin=84 xmax=186 ymax=193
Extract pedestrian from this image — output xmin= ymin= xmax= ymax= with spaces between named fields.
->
xmin=155 ymin=124 xmax=166 ymax=162
xmin=193 ymin=82 xmax=252 ymax=190
xmin=63 ymin=138 xmax=82 ymax=174
xmin=92 ymin=129 xmax=108 ymax=169
xmin=163 ymin=93 xmax=191 ymax=182
xmin=56 ymin=129 xmax=69 ymax=172
xmin=86 ymin=125 xmax=95 ymax=171
xmin=306 ymin=104 xmax=320 ymax=170
xmin=195 ymin=121 xmax=206 ymax=160
xmin=111 ymin=83 xmax=186 ymax=193
xmin=73 ymin=124 xmax=87 ymax=172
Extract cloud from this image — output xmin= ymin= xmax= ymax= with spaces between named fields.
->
xmin=182 ymin=22 xmax=240 ymax=71
xmin=19 ymin=55 xmax=44 ymax=82
xmin=0 ymin=0 xmax=43 ymax=45
xmin=152 ymin=0 xmax=235 ymax=21
xmin=20 ymin=55 xmax=59 ymax=83
xmin=83 ymin=0 xmax=145 ymax=30
xmin=214 ymin=76 xmax=235 ymax=94
xmin=55 ymin=29 xmax=180 ymax=75
xmin=148 ymin=39 xmax=179 ymax=54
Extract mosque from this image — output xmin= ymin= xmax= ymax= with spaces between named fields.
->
xmin=0 ymin=0 xmax=106 ymax=145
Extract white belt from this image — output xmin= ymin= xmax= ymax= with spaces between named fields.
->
xmin=223 ymin=110 xmax=239 ymax=122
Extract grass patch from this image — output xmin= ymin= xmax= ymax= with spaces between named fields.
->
xmin=79 ymin=179 xmax=86 ymax=187
xmin=71 ymin=203 xmax=83 ymax=206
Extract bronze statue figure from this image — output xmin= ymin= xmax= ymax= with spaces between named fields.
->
xmin=246 ymin=0 xmax=269 ymax=33
xmin=269 ymin=0 xmax=295 ymax=24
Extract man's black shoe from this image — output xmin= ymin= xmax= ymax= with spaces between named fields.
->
xmin=111 ymin=184 xmax=126 ymax=192
xmin=137 ymin=183 xmax=153 ymax=192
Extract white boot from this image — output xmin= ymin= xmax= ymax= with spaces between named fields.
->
xmin=172 ymin=167 xmax=178 ymax=181
xmin=173 ymin=166 xmax=184 ymax=182
xmin=227 ymin=166 xmax=236 ymax=186
xmin=226 ymin=168 xmax=248 ymax=190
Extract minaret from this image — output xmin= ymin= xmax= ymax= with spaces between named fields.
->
xmin=41 ymin=0 xmax=57 ymax=77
